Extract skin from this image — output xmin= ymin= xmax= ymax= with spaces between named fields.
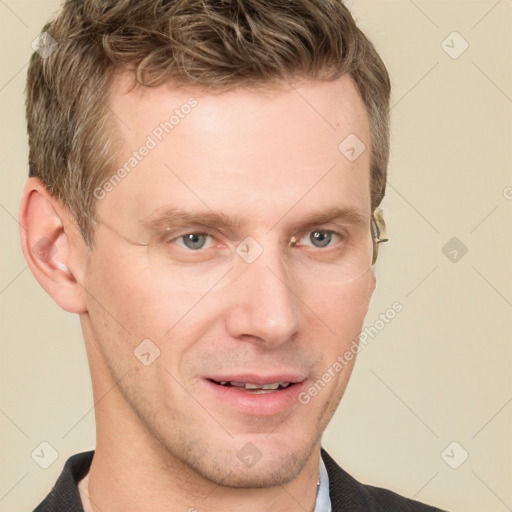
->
xmin=20 ymin=73 xmax=376 ymax=512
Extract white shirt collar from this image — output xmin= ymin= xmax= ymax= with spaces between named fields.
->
xmin=314 ymin=455 xmax=332 ymax=512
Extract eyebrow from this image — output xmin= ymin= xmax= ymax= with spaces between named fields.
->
xmin=139 ymin=206 xmax=369 ymax=233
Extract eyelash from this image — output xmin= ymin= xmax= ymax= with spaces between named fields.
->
xmin=168 ymin=229 xmax=346 ymax=251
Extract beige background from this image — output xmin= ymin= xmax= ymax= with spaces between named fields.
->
xmin=1 ymin=1 xmax=511 ymax=511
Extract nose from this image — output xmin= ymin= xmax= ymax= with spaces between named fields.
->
xmin=224 ymin=240 xmax=301 ymax=347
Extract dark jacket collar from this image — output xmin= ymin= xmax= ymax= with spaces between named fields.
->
xmin=33 ymin=450 xmax=93 ymax=512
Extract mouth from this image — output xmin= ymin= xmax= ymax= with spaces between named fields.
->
xmin=203 ymin=374 xmax=307 ymax=416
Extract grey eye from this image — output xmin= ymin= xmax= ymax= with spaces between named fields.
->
xmin=309 ymin=231 xmax=333 ymax=248
xmin=181 ymin=233 xmax=209 ymax=250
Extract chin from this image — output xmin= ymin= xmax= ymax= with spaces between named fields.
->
xmin=216 ymin=469 xmax=297 ymax=489
xmin=175 ymin=440 xmax=314 ymax=489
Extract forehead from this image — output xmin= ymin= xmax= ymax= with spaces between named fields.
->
xmin=100 ymin=73 xmax=372 ymax=227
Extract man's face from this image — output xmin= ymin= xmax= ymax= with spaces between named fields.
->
xmin=80 ymin=74 xmax=375 ymax=486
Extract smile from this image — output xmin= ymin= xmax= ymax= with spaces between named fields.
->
xmin=203 ymin=376 xmax=307 ymax=415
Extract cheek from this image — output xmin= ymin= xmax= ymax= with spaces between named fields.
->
xmin=306 ymin=273 xmax=374 ymax=339
xmin=86 ymin=248 xmax=200 ymax=336
xmin=299 ymin=274 xmax=373 ymax=406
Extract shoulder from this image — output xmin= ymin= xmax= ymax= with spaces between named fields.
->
xmin=321 ymin=448 xmax=449 ymax=512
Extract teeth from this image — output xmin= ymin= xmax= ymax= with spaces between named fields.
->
xmin=233 ymin=382 xmax=290 ymax=390
xmin=248 ymin=383 xmax=279 ymax=390
xmin=244 ymin=383 xmax=262 ymax=389
xmin=215 ymin=380 xmax=292 ymax=389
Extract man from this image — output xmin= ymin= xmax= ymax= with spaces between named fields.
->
xmin=20 ymin=0 xmax=448 ymax=510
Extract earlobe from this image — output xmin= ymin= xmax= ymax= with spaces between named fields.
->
xmin=19 ymin=177 xmax=88 ymax=314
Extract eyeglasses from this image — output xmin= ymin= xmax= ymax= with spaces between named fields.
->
xmin=371 ymin=208 xmax=388 ymax=264
xmin=91 ymin=208 xmax=388 ymax=287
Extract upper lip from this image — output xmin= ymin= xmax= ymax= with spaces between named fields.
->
xmin=206 ymin=373 xmax=306 ymax=385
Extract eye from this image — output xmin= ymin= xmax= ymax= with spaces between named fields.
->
xmin=296 ymin=229 xmax=343 ymax=249
xmin=174 ymin=232 xmax=215 ymax=250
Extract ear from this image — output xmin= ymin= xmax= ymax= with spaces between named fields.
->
xmin=19 ymin=177 xmax=88 ymax=313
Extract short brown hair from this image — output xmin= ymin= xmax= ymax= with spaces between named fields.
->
xmin=26 ymin=0 xmax=391 ymax=247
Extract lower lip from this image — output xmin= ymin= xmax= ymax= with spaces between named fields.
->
xmin=203 ymin=379 xmax=307 ymax=416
